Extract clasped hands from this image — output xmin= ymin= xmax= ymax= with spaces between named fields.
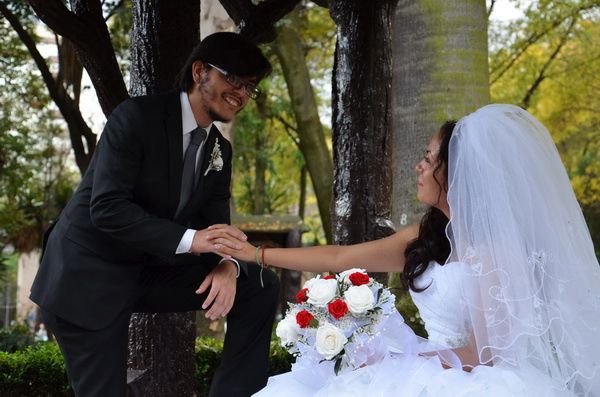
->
xmin=189 ymin=224 xmax=255 ymax=320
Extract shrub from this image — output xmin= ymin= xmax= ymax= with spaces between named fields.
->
xmin=194 ymin=336 xmax=294 ymax=396
xmin=0 ymin=342 xmax=72 ymax=397
xmin=0 ymin=335 xmax=295 ymax=396
xmin=195 ymin=337 xmax=223 ymax=397
xmin=0 ymin=324 xmax=34 ymax=353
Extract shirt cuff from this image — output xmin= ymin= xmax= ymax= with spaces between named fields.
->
xmin=176 ymin=229 xmax=196 ymax=254
xmin=219 ymin=257 xmax=241 ymax=278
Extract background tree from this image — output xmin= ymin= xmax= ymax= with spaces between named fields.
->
xmin=0 ymin=2 xmax=77 ymax=325
xmin=272 ymin=4 xmax=334 ymax=242
xmin=1 ymin=0 xmax=128 ymax=175
xmin=489 ymin=0 xmax=600 ymax=256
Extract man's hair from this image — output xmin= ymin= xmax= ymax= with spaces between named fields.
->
xmin=175 ymin=32 xmax=272 ymax=92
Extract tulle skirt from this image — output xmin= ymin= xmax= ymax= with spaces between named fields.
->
xmin=255 ymin=334 xmax=573 ymax=397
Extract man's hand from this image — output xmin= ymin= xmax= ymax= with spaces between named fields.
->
xmin=190 ymin=224 xmax=247 ymax=256
xmin=196 ymin=260 xmax=238 ymax=320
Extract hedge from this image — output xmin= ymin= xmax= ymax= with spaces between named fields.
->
xmin=0 ymin=336 xmax=293 ymax=397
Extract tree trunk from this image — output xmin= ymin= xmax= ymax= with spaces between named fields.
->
xmin=329 ymin=0 xmax=398 ymax=285
xmin=130 ymin=0 xmax=200 ymax=95
xmin=388 ymin=0 xmax=490 ymax=318
xmin=391 ymin=0 xmax=490 ymax=227
xmin=273 ymin=7 xmax=334 ymax=243
xmin=299 ymin=164 xmax=307 ymax=220
xmin=127 ymin=1 xmax=200 ymax=396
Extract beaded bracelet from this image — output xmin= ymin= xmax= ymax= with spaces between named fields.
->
xmin=255 ymin=245 xmax=266 ymax=288
xmin=254 ymin=245 xmax=262 ymax=267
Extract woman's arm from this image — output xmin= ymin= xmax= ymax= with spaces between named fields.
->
xmin=209 ymin=223 xmax=419 ymax=274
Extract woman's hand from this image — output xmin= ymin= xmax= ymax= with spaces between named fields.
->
xmin=190 ymin=224 xmax=247 ymax=257
xmin=206 ymin=224 xmax=256 ymax=262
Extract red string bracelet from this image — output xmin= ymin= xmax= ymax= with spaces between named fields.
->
xmin=260 ymin=245 xmax=269 ymax=269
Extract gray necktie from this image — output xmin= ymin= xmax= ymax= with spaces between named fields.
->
xmin=177 ymin=127 xmax=207 ymax=214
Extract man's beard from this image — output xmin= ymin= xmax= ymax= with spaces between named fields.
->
xmin=208 ymin=107 xmax=231 ymax=123
xmin=199 ymin=76 xmax=235 ymax=123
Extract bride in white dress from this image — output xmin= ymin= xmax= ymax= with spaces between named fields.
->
xmin=212 ymin=105 xmax=600 ymax=396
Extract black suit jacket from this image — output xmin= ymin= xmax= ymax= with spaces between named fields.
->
xmin=30 ymin=91 xmax=245 ymax=330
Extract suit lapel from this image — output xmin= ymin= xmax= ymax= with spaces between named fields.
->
xmin=164 ymin=92 xmax=184 ymax=219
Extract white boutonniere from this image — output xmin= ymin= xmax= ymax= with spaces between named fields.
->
xmin=204 ymin=140 xmax=224 ymax=176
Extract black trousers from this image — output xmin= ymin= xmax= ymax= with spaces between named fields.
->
xmin=42 ymin=263 xmax=279 ymax=397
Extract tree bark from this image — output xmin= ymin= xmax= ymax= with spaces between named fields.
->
xmin=391 ymin=0 xmax=490 ymax=228
xmin=218 ymin=0 xmax=301 ymax=43
xmin=273 ymin=7 xmax=334 ymax=243
xmin=329 ymin=0 xmax=397 ymax=244
xmin=126 ymin=1 xmax=200 ymax=396
xmin=130 ymin=0 xmax=200 ymax=95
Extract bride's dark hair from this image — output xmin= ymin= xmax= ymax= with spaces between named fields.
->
xmin=401 ymin=121 xmax=456 ymax=292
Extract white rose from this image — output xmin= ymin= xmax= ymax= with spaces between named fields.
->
xmin=315 ymin=323 xmax=348 ymax=360
xmin=276 ymin=315 xmax=300 ymax=347
xmin=306 ymin=278 xmax=337 ymax=307
xmin=339 ymin=268 xmax=368 ymax=284
xmin=344 ymin=285 xmax=375 ymax=315
xmin=303 ymin=276 xmax=320 ymax=290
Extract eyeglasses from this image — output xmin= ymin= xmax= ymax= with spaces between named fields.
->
xmin=206 ymin=63 xmax=261 ymax=100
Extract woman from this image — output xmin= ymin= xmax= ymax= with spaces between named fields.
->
xmin=211 ymin=104 xmax=600 ymax=396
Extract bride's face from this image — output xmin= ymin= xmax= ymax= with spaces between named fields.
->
xmin=415 ymin=133 xmax=449 ymax=212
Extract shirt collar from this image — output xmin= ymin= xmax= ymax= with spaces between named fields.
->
xmin=180 ymin=91 xmax=212 ymax=136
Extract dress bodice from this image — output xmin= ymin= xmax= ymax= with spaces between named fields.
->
xmin=409 ymin=262 xmax=473 ymax=349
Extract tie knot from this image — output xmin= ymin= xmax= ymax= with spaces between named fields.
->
xmin=190 ymin=127 xmax=207 ymax=146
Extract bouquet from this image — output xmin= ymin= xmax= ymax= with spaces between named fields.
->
xmin=276 ymin=269 xmax=397 ymax=374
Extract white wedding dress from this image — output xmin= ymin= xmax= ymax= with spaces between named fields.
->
xmin=255 ymin=105 xmax=600 ymax=396
xmin=254 ymin=262 xmax=574 ymax=397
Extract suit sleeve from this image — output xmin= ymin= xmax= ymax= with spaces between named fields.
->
xmin=198 ymin=138 xmax=249 ymax=277
xmin=89 ymin=99 xmax=187 ymax=260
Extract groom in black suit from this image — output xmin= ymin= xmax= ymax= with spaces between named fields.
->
xmin=30 ymin=32 xmax=279 ymax=397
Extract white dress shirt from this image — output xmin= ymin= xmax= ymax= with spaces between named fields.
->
xmin=174 ymin=92 xmax=240 ymax=277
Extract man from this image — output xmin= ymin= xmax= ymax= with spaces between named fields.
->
xmin=30 ymin=32 xmax=279 ymax=397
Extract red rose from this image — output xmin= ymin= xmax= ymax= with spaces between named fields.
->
xmin=296 ymin=288 xmax=309 ymax=303
xmin=349 ymin=272 xmax=370 ymax=286
xmin=296 ymin=310 xmax=314 ymax=328
xmin=327 ymin=299 xmax=349 ymax=320
xmin=323 ymin=275 xmax=335 ymax=280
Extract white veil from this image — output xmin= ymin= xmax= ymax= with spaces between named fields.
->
xmin=446 ymin=104 xmax=600 ymax=395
